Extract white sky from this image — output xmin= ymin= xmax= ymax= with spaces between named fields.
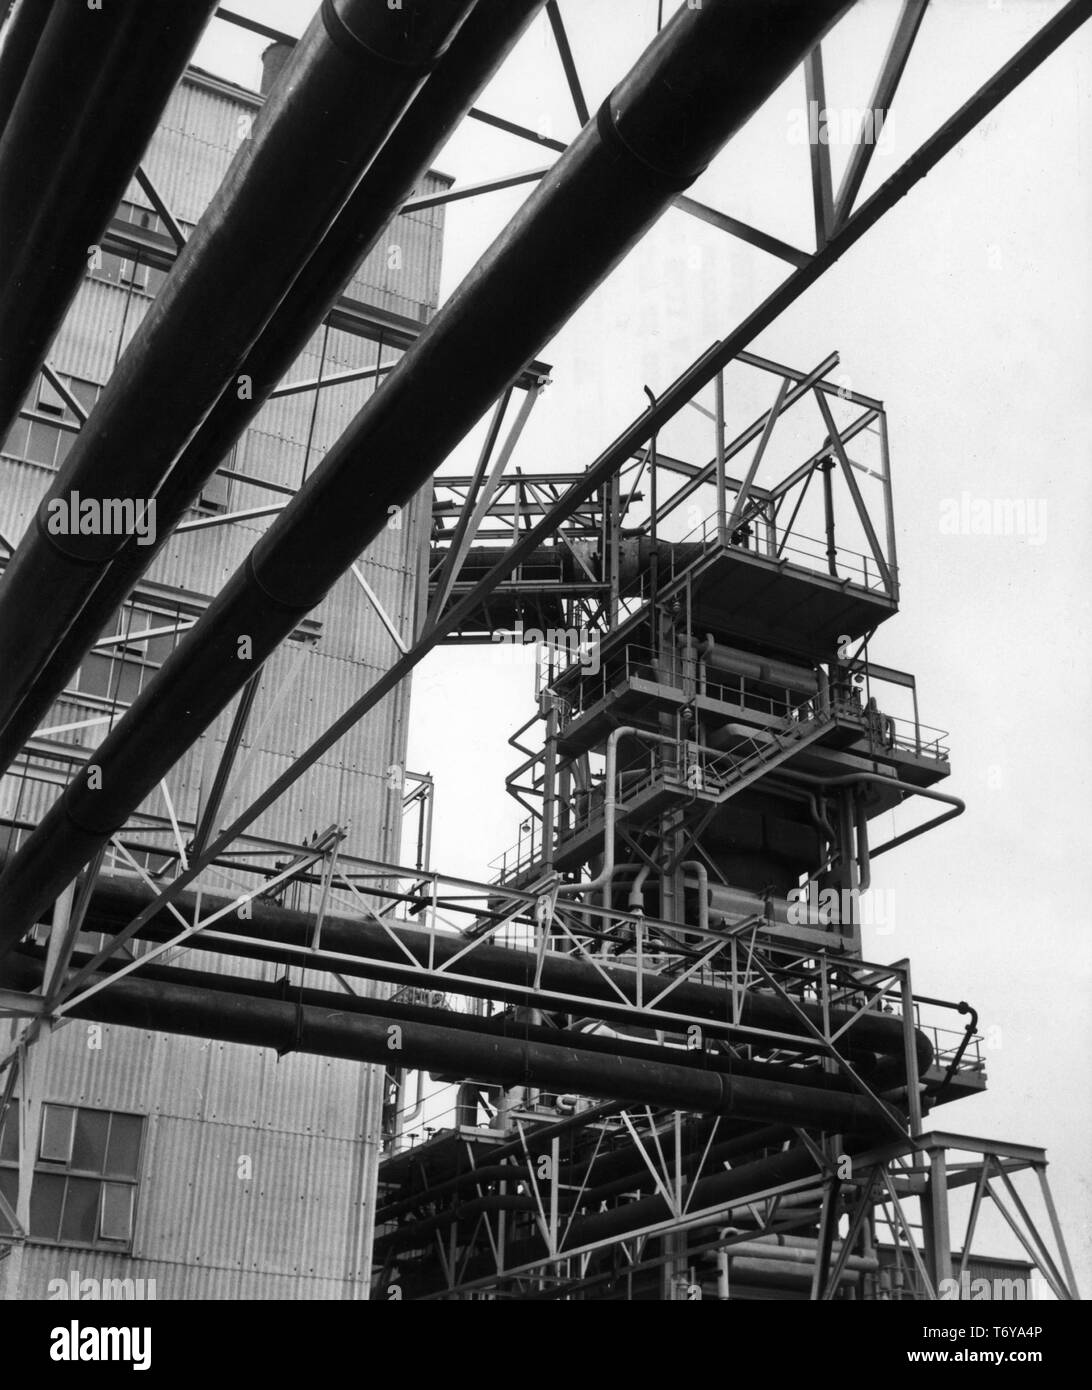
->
xmin=196 ymin=2 xmax=1092 ymax=1291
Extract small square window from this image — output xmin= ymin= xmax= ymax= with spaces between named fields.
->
xmin=39 ymin=1105 xmax=74 ymax=1163
xmin=143 ymin=630 xmax=178 ymax=664
xmin=77 ymin=652 xmax=114 ymax=698
xmin=36 ymin=378 xmax=67 ymax=416
xmin=100 ymin=1183 xmax=133 ymax=1242
xmin=197 ymin=463 xmax=231 ymax=514
xmin=120 ymin=259 xmax=149 ymax=292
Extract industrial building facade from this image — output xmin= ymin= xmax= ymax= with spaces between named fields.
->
xmin=0 ymin=54 xmax=444 ymax=1299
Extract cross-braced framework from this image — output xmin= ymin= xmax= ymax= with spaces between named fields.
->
xmin=372 ymin=1122 xmax=1079 ymax=1301
xmin=1 ymin=0 xmax=1089 ymax=1298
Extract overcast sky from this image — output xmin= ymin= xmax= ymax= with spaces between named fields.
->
xmin=197 ymin=2 xmax=1092 ymax=1291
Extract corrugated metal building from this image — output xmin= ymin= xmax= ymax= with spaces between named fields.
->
xmin=0 ymin=58 xmax=448 ymax=1300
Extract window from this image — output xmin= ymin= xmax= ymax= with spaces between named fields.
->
xmin=71 ymin=601 xmax=191 ymax=707
xmin=36 ymin=377 xmax=66 ymax=417
xmin=0 ymin=374 xmax=101 ymax=470
xmin=195 ymin=456 xmax=232 ymax=516
xmin=88 ymin=199 xmax=177 ymax=297
xmin=0 ymin=1104 xmax=145 ymax=1249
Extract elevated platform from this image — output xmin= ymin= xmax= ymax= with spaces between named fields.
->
xmin=618 ymin=541 xmax=898 ymax=662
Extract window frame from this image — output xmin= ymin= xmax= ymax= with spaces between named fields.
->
xmin=0 ymin=1102 xmax=146 ymax=1253
xmin=0 ymin=373 xmax=101 ymax=469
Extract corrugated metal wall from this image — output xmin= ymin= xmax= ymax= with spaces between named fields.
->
xmin=0 ymin=67 xmax=444 ymax=1300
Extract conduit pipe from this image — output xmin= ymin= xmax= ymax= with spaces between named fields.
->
xmin=0 ymin=0 xmax=477 ymax=741
xmin=0 ymin=0 xmax=55 ymax=137
xmin=0 ymin=0 xmax=857 ymax=944
xmin=779 ymin=771 xmax=965 ymax=860
xmin=627 ymin=863 xmax=652 ymax=913
xmin=0 ymin=0 xmax=548 ymax=769
xmin=4 ymin=951 xmax=888 ymax=1131
xmin=560 ymin=725 xmax=741 ymax=902
xmin=681 ymin=860 xmax=710 ymax=932
xmin=0 ymin=0 xmax=220 ymax=437
xmin=856 ymin=789 xmax=872 ymax=892
xmin=718 ymin=1231 xmax=878 ymax=1273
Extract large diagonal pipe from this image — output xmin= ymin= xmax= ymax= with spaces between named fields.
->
xmin=0 ymin=0 xmax=55 ymax=137
xmin=0 ymin=0 xmax=855 ymax=951
xmin=0 ymin=0 xmax=547 ymax=773
xmin=0 ymin=0 xmax=220 ymax=437
xmin=0 ymin=0 xmax=476 ymax=734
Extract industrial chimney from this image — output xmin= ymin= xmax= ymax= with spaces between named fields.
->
xmin=260 ymin=40 xmax=293 ymax=96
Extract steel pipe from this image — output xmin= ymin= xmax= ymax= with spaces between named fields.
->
xmin=0 ymin=0 xmax=219 ymax=438
xmin=0 ymin=0 xmax=55 ymax=137
xmin=0 ymin=863 xmax=929 ymax=1074
xmin=0 ymin=0 xmax=476 ymax=741
xmin=0 ymin=0 xmax=547 ymax=768
xmin=0 ymin=0 xmax=855 ymax=946
xmin=4 ymin=949 xmax=887 ymax=1132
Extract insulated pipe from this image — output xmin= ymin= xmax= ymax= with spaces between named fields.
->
xmin=558 ymin=723 xmax=733 ymax=901
xmin=3 ymin=951 xmax=885 ymax=1131
xmin=856 ymin=789 xmax=871 ymax=892
xmin=9 ymin=923 xmax=901 ymax=1102
xmin=701 ymin=640 xmax=819 ymax=694
xmin=27 ymin=944 xmax=898 ymax=1121
xmin=0 ymin=0 xmax=548 ymax=770
xmin=718 ymin=1231 xmax=878 ymax=1273
xmin=399 ymin=1066 xmax=428 ymax=1128
xmin=558 ymin=724 xmax=639 ymax=900
xmin=627 ymin=863 xmax=652 ymax=912
xmin=0 ymin=0 xmax=220 ymax=438
xmin=0 ymin=0 xmax=55 ymax=137
xmin=681 ymin=860 xmax=710 ymax=932
xmin=8 ymin=865 xmax=929 ymax=1070
xmin=0 ymin=0 xmax=856 ymax=947
xmin=0 ymin=0 xmax=477 ymax=743
xmin=779 ymin=771 xmax=966 ymax=859
xmin=721 ymin=1256 xmax=859 ymax=1290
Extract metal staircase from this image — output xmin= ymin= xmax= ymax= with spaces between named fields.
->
xmin=687 ymin=708 xmax=835 ymax=806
